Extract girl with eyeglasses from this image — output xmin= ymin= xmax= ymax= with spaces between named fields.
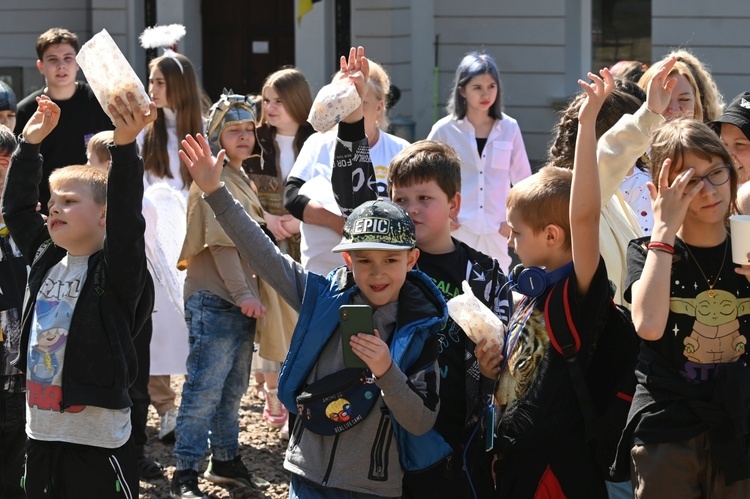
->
xmin=621 ymin=118 xmax=750 ymax=497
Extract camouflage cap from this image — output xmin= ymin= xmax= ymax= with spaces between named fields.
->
xmin=332 ymin=200 xmax=416 ymax=253
xmin=206 ymin=91 xmax=256 ymax=155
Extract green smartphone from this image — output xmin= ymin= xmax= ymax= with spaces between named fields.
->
xmin=339 ymin=304 xmax=374 ymax=369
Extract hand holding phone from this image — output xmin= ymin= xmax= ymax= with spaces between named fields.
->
xmin=340 ymin=305 xmax=374 ymax=368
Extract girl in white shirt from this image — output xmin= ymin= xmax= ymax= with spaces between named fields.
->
xmin=427 ymin=52 xmax=531 ymax=272
xmin=139 ymin=53 xmax=206 ymax=444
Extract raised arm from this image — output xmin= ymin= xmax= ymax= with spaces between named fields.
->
xmin=571 ymin=69 xmax=612 ymax=295
xmin=630 ymin=159 xmax=702 ymax=340
xmin=330 ymin=46 xmax=377 ymax=216
xmin=103 ymin=95 xmax=157 ymax=301
xmin=3 ymin=97 xmax=61 ymax=261
xmin=597 ymin=56 xmax=676 ymax=201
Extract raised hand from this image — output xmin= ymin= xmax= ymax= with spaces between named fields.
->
xmin=110 ymin=93 xmax=157 ymax=146
xmin=577 ymin=68 xmax=615 ymax=125
xmin=648 ymin=158 xmax=702 ymax=239
xmin=645 ymin=56 xmax=677 ymax=116
xmin=337 ymin=46 xmax=369 ymax=124
xmin=23 ymin=95 xmax=60 ymax=145
xmin=179 ymin=133 xmax=224 ymax=195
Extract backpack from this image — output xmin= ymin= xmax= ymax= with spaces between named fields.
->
xmin=544 ymin=279 xmax=639 ymax=482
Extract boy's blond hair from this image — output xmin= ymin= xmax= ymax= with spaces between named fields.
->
xmin=87 ymin=130 xmax=114 ymax=166
xmin=387 ymin=140 xmax=461 ymax=200
xmin=49 ymin=165 xmax=108 ymax=206
xmin=506 ymin=166 xmax=572 ymax=250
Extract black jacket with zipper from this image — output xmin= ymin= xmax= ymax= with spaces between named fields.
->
xmin=2 ymin=139 xmax=154 ymax=411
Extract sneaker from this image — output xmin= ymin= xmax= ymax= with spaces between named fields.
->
xmin=204 ymin=456 xmax=271 ymax=490
xmin=170 ymin=469 xmax=207 ymax=499
xmin=137 ymin=454 xmax=164 ymax=479
xmin=279 ymin=423 xmax=290 ymax=441
xmin=159 ymin=407 xmax=178 ymax=442
xmin=263 ymin=388 xmax=288 ymax=429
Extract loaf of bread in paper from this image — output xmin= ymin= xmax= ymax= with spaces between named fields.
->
xmin=447 ymin=281 xmax=506 ymax=352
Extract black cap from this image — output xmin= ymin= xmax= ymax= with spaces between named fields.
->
xmin=0 ymin=81 xmax=16 ymax=113
xmin=710 ymin=91 xmax=750 ymax=141
xmin=332 ymin=200 xmax=416 ymax=253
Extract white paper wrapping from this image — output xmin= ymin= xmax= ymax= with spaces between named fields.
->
xmin=307 ymin=80 xmax=361 ymax=133
xmin=447 ymin=281 xmax=506 ymax=352
xmin=76 ymin=29 xmax=151 ymax=125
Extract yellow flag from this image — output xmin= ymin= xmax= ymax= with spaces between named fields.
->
xmin=298 ymin=0 xmax=320 ymax=25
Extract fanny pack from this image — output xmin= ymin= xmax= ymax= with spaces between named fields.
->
xmin=296 ymin=367 xmax=380 ymax=435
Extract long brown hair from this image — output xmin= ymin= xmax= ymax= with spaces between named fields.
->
xmin=259 ymin=67 xmax=312 ymax=129
xmin=141 ymin=54 xmax=207 ymax=187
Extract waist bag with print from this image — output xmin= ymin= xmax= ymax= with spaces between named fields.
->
xmin=296 ymin=367 xmax=380 ymax=435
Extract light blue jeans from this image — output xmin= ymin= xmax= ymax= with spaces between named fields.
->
xmin=174 ymin=290 xmax=256 ymax=471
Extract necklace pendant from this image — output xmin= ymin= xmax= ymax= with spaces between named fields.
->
xmin=708 ymin=289 xmax=716 ymax=298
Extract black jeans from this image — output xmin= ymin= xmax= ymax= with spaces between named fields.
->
xmin=0 ymin=389 xmax=26 ymax=499
xmin=129 ymin=317 xmax=152 ymax=456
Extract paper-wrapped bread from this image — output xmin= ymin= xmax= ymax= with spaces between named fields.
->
xmin=447 ymin=281 xmax=506 ymax=352
xmin=307 ymin=79 xmax=361 ymax=133
xmin=76 ymin=29 xmax=151 ymax=125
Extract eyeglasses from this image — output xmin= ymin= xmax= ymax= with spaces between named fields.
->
xmin=685 ymin=165 xmax=732 ymax=189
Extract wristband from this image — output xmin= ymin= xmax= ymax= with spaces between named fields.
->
xmin=647 ymin=241 xmax=675 ymax=254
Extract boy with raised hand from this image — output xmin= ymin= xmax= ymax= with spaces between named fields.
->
xmin=180 ymin=128 xmax=451 ymax=497
xmin=476 ymin=71 xmax=615 ymax=497
xmin=2 ymin=93 xmax=156 ymax=498
xmin=330 ymin=47 xmax=512 ymax=497
xmin=14 ymin=28 xmax=113 ymax=213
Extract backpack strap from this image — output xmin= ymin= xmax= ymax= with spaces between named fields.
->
xmin=543 ymin=279 xmax=597 ymax=441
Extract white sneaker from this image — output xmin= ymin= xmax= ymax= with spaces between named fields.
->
xmin=159 ymin=407 xmax=178 ymax=441
xmin=279 ymin=423 xmax=290 ymax=441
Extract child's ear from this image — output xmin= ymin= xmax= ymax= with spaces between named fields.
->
xmin=406 ymin=248 xmax=420 ymax=270
xmin=36 ymin=60 xmax=43 ymax=75
xmin=544 ymin=224 xmax=564 ymax=247
xmin=341 ymin=251 xmax=353 ymax=269
xmin=449 ymin=192 xmax=461 ymax=219
xmin=99 ymin=206 xmax=107 ymax=227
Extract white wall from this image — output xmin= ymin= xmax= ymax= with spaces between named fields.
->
xmin=295 ymin=0 xmax=336 ymax=95
xmin=652 ymin=0 xmax=750 ymax=108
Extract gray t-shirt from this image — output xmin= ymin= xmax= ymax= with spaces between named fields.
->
xmin=26 ymin=254 xmax=131 ymax=448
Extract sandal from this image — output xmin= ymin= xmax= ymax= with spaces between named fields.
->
xmin=137 ymin=455 xmax=164 ymax=479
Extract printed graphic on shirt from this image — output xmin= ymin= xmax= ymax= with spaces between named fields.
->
xmin=27 ymin=300 xmax=83 ymax=412
xmin=495 ymin=304 xmax=550 ymax=409
xmin=27 ymin=267 xmax=87 ymax=413
xmin=669 ymin=289 xmax=750 ymax=380
xmin=373 ymin=163 xmax=389 ymax=198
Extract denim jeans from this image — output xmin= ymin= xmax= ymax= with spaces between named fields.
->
xmin=174 ymin=290 xmax=256 ymax=471
xmin=290 ymin=474 xmax=400 ymax=499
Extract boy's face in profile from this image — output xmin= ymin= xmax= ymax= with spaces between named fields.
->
xmin=506 ymin=207 xmax=550 ymax=269
xmin=391 ymin=179 xmax=459 ymax=254
xmin=86 ymin=148 xmax=110 ymax=170
xmin=0 ymin=110 xmax=15 ymax=131
xmin=342 ymin=248 xmax=420 ymax=308
xmin=37 ymin=43 xmax=78 ymax=90
xmin=47 ymin=180 xmax=106 ymax=256
xmin=0 ymin=152 xmax=10 ymax=192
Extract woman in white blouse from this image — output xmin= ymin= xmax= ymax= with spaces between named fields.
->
xmin=428 ymin=52 xmax=531 ymax=272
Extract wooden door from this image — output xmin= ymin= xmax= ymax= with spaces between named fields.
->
xmin=201 ymin=0 xmax=295 ymax=101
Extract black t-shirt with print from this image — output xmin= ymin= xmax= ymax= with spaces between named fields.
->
xmin=417 ymin=245 xmax=467 ymax=446
xmin=625 ymin=236 xmax=750 ymax=444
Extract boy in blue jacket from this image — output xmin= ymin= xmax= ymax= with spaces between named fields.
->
xmin=180 ymin=124 xmax=451 ymax=496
